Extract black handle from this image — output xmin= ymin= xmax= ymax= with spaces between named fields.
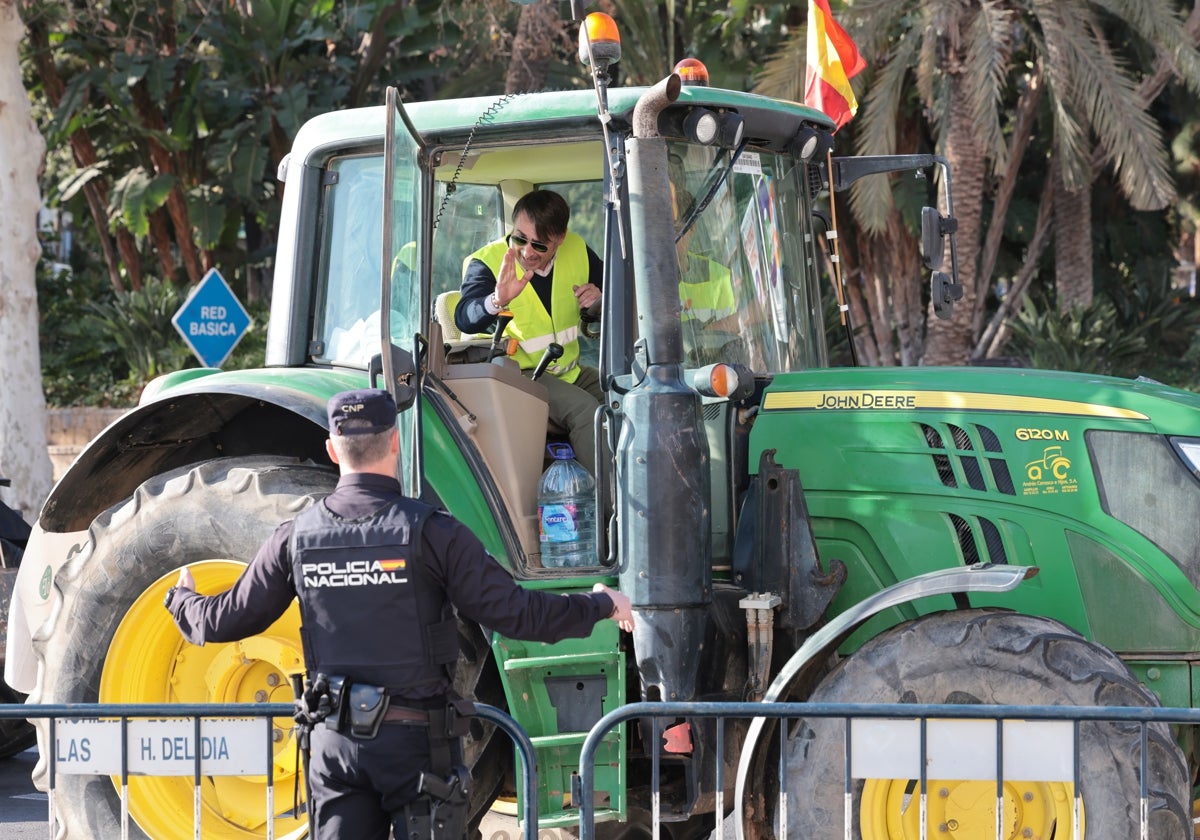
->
xmin=531 ymin=342 xmax=564 ymax=381
xmin=486 ymin=311 xmax=514 ymax=363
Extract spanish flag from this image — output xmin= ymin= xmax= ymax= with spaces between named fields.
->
xmin=804 ymin=0 xmax=866 ymax=132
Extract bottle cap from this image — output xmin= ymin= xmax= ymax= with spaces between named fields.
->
xmin=547 ymin=443 xmax=575 ymax=460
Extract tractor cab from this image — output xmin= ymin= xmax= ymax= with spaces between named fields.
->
xmin=301 ymin=81 xmax=837 ymax=575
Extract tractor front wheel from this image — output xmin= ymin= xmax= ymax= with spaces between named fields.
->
xmin=29 ymin=457 xmax=336 ymax=840
xmin=784 ymin=609 xmax=1191 ymax=839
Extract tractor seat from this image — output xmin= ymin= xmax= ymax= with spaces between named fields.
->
xmin=433 ymin=290 xmax=494 ymax=355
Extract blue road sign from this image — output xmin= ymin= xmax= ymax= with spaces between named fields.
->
xmin=171 ymin=268 xmax=251 ymax=368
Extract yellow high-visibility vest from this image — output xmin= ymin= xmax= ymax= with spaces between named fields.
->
xmin=679 ymin=253 xmax=735 ymax=323
xmin=467 ymin=233 xmax=590 ymax=382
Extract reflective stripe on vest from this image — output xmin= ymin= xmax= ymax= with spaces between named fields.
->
xmin=467 ymin=233 xmax=590 ymax=383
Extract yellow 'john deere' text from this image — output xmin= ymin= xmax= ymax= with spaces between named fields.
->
xmin=762 ymin=390 xmax=1149 ymax=420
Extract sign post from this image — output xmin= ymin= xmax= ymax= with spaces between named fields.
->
xmin=171 ymin=268 xmax=251 ymax=368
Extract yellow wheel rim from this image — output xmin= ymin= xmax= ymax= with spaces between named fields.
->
xmin=860 ymin=777 xmax=1081 ymax=839
xmin=99 ymin=560 xmax=309 ymax=840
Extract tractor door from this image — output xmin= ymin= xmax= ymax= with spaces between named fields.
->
xmin=382 ymin=86 xmax=426 ymax=497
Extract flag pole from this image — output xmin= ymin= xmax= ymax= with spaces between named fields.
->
xmin=824 ymin=147 xmax=858 ymax=365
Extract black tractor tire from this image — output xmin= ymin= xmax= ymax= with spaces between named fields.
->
xmin=28 ymin=457 xmax=336 ymax=840
xmin=784 ymin=609 xmax=1191 ymax=840
xmin=0 ymin=679 xmax=36 ymax=759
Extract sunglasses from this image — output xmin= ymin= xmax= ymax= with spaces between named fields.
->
xmin=507 ymin=232 xmax=551 ymax=254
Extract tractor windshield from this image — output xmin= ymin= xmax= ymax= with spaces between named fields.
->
xmin=310 ymin=135 xmax=827 ymax=376
xmin=668 ymin=140 xmax=827 ymax=372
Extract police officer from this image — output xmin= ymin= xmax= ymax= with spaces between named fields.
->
xmin=455 ymin=189 xmax=605 ymax=475
xmin=164 ymin=388 xmax=634 ymax=840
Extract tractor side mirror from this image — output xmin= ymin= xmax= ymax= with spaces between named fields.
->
xmin=921 ymin=206 xmax=953 ymax=270
xmin=931 ymin=271 xmax=963 ymax=320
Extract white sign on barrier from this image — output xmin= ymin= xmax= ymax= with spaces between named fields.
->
xmin=55 ymin=718 xmax=269 ymax=776
xmin=850 ymin=718 xmax=1075 ymax=782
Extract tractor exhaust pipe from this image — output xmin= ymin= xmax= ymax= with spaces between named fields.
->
xmin=618 ymin=74 xmax=711 ymax=702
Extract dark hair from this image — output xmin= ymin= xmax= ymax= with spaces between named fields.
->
xmin=512 ymin=190 xmax=570 ymax=240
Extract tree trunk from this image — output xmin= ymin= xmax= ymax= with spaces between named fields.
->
xmin=1054 ymin=172 xmax=1093 ymax=311
xmin=24 ymin=17 xmax=132 ymax=293
xmin=853 ymin=213 xmax=923 ymax=365
xmin=922 ymin=60 xmax=986 ymax=366
xmin=506 ymin=0 xmax=560 ymax=93
xmin=131 ymin=78 xmax=202 ymax=285
xmin=0 ymin=0 xmax=53 ymax=521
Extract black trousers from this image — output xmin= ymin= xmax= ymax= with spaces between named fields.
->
xmin=308 ymin=721 xmax=459 ymax=839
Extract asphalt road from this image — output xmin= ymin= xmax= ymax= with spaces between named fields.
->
xmin=0 ymin=747 xmax=50 ymax=838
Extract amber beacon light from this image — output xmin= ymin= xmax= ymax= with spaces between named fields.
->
xmin=673 ymin=57 xmax=710 ymax=86
xmin=579 ymin=12 xmax=621 ymax=66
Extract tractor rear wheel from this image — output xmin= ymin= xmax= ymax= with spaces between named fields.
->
xmin=29 ymin=457 xmax=336 ymax=840
xmin=784 ymin=609 xmax=1191 ymax=839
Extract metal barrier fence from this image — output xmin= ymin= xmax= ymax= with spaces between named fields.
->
xmin=9 ymin=698 xmax=1200 ymax=840
xmin=577 ymin=700 xmax=1200 ymax=840
xmin=0 ymin=701 xmax=537 ymax=840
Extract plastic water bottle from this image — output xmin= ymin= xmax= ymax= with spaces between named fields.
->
xmin=537 ymin=443 xmax=596 ymax=567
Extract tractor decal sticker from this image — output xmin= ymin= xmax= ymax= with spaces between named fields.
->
xmin=1015 ymin=427 xmax=1069 ymax=441
xmin=1022 ymin=445 xmax=1078 ymax=495
xmin=763 ymin=389 xmax=1148 ymax=420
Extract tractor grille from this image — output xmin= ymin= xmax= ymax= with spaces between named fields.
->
xmin=921 ymin=423 xmax=1013 ymax=565
xmin=920 ymin=422 xmax=1016 ymax=496
xmin=949 ymin=512 xmax=1010 ymax=566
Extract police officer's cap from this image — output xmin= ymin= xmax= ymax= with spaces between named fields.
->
xmin=327 ymin=389 xmax=397 ymax=436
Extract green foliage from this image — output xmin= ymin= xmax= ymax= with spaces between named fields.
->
xmin=23 ymin=0 xmax=454 ymax=305
xmin=39 ymin=254 xmax=269 ymax=407
xmin=1006 ymin=285 xmax=1200 ymax=391
xmin=606 ymin=1 xmax=794 ymax=89
xmin=223 ymin=302 xmax=271 ymax=372
xmin=37 ymin=260 xmax=142 ymax=408
xmin=84 ymin=277 xmax=196 ymax=384
xmin=110 ymin=169 xmax=177 ymax=239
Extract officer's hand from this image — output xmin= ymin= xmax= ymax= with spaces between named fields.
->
xmin=176 ymin=566 xmax=196 ymax=592
xmin=593 ymin=583 xmax=635 ymax=632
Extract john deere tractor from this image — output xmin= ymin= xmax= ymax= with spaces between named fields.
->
xmin=7 ymin=8 xmax=1200 ymax=840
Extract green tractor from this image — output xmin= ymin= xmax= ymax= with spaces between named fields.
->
xmin=6 ymin=10 xmax=1200 ymax=840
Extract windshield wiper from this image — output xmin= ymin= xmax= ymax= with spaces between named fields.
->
xmin=675 ymin=140 xmax=747 ymax=243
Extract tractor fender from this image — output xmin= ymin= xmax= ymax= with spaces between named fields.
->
xmin=4 ymin=368 xmax=363 ymax=693
xmin=40 ymin=371 xmax=361 ymax=533
xmin=732 ymin=562 xmax=1038 ymax=840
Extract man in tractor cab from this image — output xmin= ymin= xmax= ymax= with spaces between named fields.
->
xmin=164 ymin=388 xmax=633 ymax=840
xmin=672 ymin=185 xmax=740 ymax=367
xmin=455 ymin=189 xmax=605 ymax=475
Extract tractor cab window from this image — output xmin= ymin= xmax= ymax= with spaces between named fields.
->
xmin=311 ymin=153 xmax=414 ymax=368
xmin=428 ymin=144 xmax=607 ymax=360
xmin=668 ymin=141 xmax=826 ymax=373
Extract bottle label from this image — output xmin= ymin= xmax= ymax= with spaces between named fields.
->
xmin=539 ymin=503 xmax=579 ymax=544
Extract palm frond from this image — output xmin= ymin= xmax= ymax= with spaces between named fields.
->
xmin=963 ymin=1 xmax=1016 ymax=167
xmin=1059 ymin=14 xmax=1175 ymax=207
xmin=1029 ymin=0 xmax=1092 ymax=188
xmin=604 ymin=0 xmax=670 ymax=85
xmin=844 ymin=0 xmax=911 ymax=60
xmin=850 ymin=35 xmax=922 ymax=233
xmin=752 ymin=27 xmax=805 ymax=102
xmin=1095 ymin=0 xmax=1200 ymax=94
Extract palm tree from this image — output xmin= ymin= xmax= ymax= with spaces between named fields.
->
xmin=758 ymin=0 xmax=1200 ymax=365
